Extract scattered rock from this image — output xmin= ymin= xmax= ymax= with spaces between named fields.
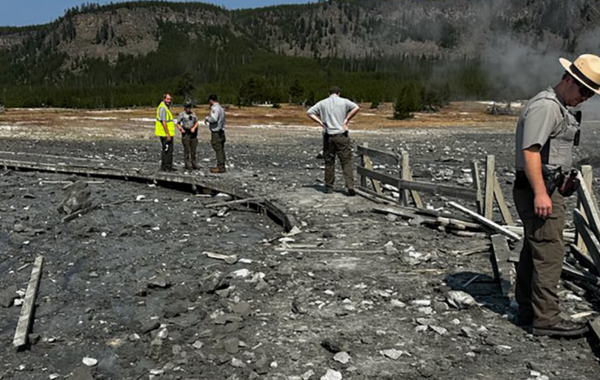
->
xmin=0 ymin=285 xmax=18 ymax=308
xmin=82 ymin=357 xmax=98 ymax=367
xmin=333 ymin=351 xmax=351 ymax=364
xmin=320 ymin=369 xmax=342 ymax=380
xmin=446 ymin=291 xmax=478 ymax=309
xmin=147 ymin=275 xmax=171 ymax=289
xmin=70 ymin=366 xmax=94 ymax=380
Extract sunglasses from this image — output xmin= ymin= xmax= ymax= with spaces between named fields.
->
xmin=576 ymin=80 xmax=595 ymax=99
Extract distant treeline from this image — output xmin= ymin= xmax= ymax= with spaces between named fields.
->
xmin=0 ymin=16 xmax=494 ymax=111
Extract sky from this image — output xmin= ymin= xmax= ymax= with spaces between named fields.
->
xmin=0 ymin=0 xmax=316 ymax=27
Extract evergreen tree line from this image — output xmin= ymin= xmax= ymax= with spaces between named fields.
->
xmin=0 ymin=18 xmax=502 ymax=116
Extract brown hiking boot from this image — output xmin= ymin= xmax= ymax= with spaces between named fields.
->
xmin=210 ymin=167 xmax=226 ymax=174
xmin=533 ymin=319 xmax=589 ymax=337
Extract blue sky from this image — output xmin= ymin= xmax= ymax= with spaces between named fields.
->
xmin=0 ymin=0 xmax=317 ymax=27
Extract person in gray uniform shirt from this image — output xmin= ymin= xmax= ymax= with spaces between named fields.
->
xmin=205 ymin=94 xmax=227 ymax=173
xmin=513 ymin=54 xmax=600 ymax=337
xmin=177 ymin=101 xmax=200 ymax=171
xmin=307 ymin=86 xmax=360 ymax=196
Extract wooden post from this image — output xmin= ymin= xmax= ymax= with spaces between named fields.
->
xmin=13 ymin=256 xmax=43 ymax=348
xmin=401 ymin=151 xmax=421 ymax=207
xmin=471 ymin=161 xmax=483 ymax=215
xmin=359 ymin=144 xmax=367 ymax=188
xmin=491 ymin=235 xmax=513 ymax=296
xmin=493 ymin=175 xmax=514 ymax=226
xmin=363 ymin=143 xmax=382 ymax=195
xmin=484 ymin=155 xmax=495 ymax=220
xmin=576 ymin=165 xmax=594 ymax=253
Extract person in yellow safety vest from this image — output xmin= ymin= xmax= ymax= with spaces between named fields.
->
xmin=155 ymin=93 xmax=177 ymax=172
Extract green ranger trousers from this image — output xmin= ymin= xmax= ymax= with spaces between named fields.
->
xmin=513 ymin=185 xmax=565 ymax=328
xmin=182 ymin=135 xmax=198 ymax=169
xmin=211 ymin=130 xmax=226 ymax=170
xmin=323 ymin=132 xmax=354 ymax=190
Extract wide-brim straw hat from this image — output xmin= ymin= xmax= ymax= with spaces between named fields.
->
xmin=559 ymin=54 xmax=600 ymax=95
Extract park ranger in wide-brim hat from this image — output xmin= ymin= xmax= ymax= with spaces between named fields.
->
xmin=512 ymin=53 xmax=600 ymax=338
xmin=559 ymin=54 xmax=600 ymax=96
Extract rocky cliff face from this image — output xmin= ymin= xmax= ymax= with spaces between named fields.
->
xmin=2 ymin=0 xmax=599 ymax=63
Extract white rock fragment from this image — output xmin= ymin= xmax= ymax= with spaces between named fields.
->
xmin=333 ymin=351 xmax=351 ymax=364
xmin=82 ymin=357 xmax=98 ymax=367
xmin=430 ymin=326 xmax=448 ymax=335
xmin=446 ymin=291 xmax=479 ymax=309
xmin=380 ymin=348 xmax=410 ymax=360
xmin=231 ymin=269 xmax=251 ymax=278
xmin=302 ymin=370 xmax=315 ymax=380
xmin=411 ymin=299 xmax=431 ymax=307
xmin=49 ymin=374 xmax=60 ymax=380
xmin=320 ymin=369 xmax=342 ymax=380
xmin=192 ymin=340 xmax=204 ymax=349
xmin=391 ymin=299 xmax=406 ymax=308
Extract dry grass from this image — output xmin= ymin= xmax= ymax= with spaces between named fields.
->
xmin=0 ymin=102 xmax=518 ymax=141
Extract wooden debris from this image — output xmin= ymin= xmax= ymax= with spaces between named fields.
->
xmin=493 ymin=175 xmax=514 ymax=226
xmin=576 ymin=165 xmax=594 ymax=253
xmin=62 ymin=199 xmax=129 ymax=223
xmin=401 ymin=151 xmax=423 ymax=208
xmin=471 ymin=161 xmax=484 ymax=215
xmin=589 ymin=318 xmax=600 ymax=341
xmin=484 ymin=155 xmax=495 ymax=220
xmin=573 ymin=209 xmax=600 ymax=274
xmin=362 ymin=143 xmax=383 ymax=195
xmin=448 ymin=201 xmax=521 ymax=241
xmin=453 ymin=244 xmax=491 ymax=256
xmin=206 ymin=197 xmax=264 ymax=209
xmin=561 ymin=264 xmax=600 ymax=286
xmin=274 ymin=248 xmax=383 ymax=254
xmin=569 ymin=244 xmax=598 ymax=275
xmin=357 ymin=166 xmax=478 ymax=201
xmin=577 ymin=173 xmax=600 ymax=240
xmin=356 ymin=145 xmax=399 ymax=166
xmin=491 ymin=234 xmax=513 ymax=296
xmin=204 ymin=252 xmax=238 ymax=264
xmin=13 ymin=256 xmax=43 ymax=349
xmin=355 ymin=187 xmax=396 ymax=205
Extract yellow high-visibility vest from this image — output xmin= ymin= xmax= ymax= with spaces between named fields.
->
xmin=155 ymin=102 xmax=176 ymax=137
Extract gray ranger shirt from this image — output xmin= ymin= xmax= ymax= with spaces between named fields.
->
xmin=206 ymin=103 xmax=226 ymax=132
xmin=515 ymin=86 xmax=579 ymax=171
xmin=307 ymin=94 xmax=359 ymax=135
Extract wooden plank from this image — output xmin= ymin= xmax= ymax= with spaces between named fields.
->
xmin=573 ymin=209 xmax=600 ymax=274
xmin=355 ymin=186 xmax=397 ymax=205
xmin=590 ymin=318 xmax=600 ymax=341
xmin=577 ymin=165 xmax=594 ymax=253
xmin=356 ymin=145 xmax=399 ymax=166
xmin=400 ymin=151 xmax=410 ymax=206
xmin=569 ymin=244 xmax=598 ymax=275
xmin=491 ymin=234 xmax=513 ymax=296
xmin=471 ymin=161 xmax=483 ymax=215
xmin=484 ymin=155 xmax=495 ymax=220
xmin=206 ymin=197 xmax=264 ymax=209
xmin=448 ymin=201 xmax=521 ymax=241
xmin=493 ymin=175 xmax=514 ymax=226
xmin=0 ymin=158 xmax=295 ymax=233
xmin=275 ymin=248 xmax=383 ymax=254
xmin=562 ymin=264 xmax=600 ymax=286
xmin=356 ymin=166 xmax=478 ymax=201
xmin=401 ymin=151 xmax=423 ymax=208
xmin=13 ymin=256 xmax=43 ymax=348
xmin=577 ymin=172 xmax=600 ymax=240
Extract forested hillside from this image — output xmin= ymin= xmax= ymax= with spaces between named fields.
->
xmin=0 ymin=0 xmax=598 ymax=108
